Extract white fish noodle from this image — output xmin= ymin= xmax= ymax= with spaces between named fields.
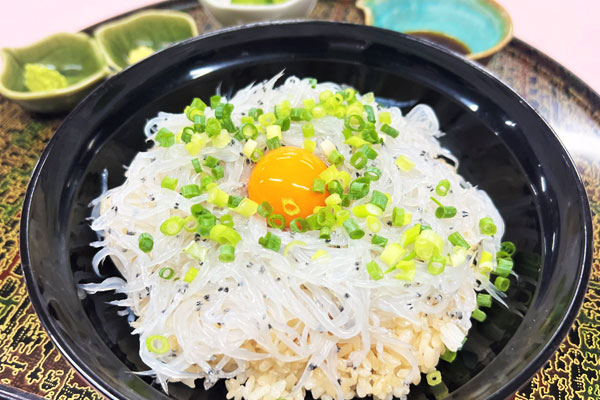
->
xmin=83 ymin=75 xmax=513 ymax=400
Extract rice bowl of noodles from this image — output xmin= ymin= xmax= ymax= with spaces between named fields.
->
xmin=82 ymin=73 xmax=515 ymax=400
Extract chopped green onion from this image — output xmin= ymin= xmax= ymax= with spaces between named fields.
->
xmin=181 ymin=184 xmax=202 ymax=199
xmin=183 ymin=266 xmax=199 ymax=282
xmin=234 ymin=198 xmax=258 ymax=217
xmin=436 ymin=206 xmax=457 ymax=219
xmin=344 ymin=114 xmax=365 ymax=132
xmin=371 ymin=234 xmax=388 ymax=247
xmin=183 ymin=215 xmax=199 ymax=232
xmin=343 ymin=218 xmax=365 ymax=239
xmin=289 ymin=107 xmax=304 ymax=121
xmin=414 ymin=230 xmax=446 ymax=260
xmin=364 ymin=105 xmax=376 ymax=123
xmin=267 ymin=213 xmax=286 ymax=230
xmin=290 ymin=218 xmax=309 ymax=233
xmin=395 ymin=155 xmax=415 ymax=171
xmin=215 ymin=128 xmax=231 ymax=146
xmin=191 ymin=159 xmax=202 ymax=173
xmin=210 ymin=95 xmax=221 ymax=109
xmin=378 ymin=111 xmax=391 ymax=124
xmin=211 ymin=165 xmax=225 ymax=180
xmin=348 ymin=180 xmax=370 ymax=200
xmin=326 ymin=180 xmax=343 ymax=196
xmin=402 ymin=250 xmax=416 ymax=261
xmin=358 ymin=144 xmax=378 ymax=160
xmin=335 ymin=209 xmax=350 ymax=224
xmin=381 ymin=123 xmax=399 ymax=138
xmin=200 ymin=175 xmax=215 ymax=190
xmin=249 ymin=107 xmax=263 ymax=120
xmin=325 ymin=193 xmax=342 ymax=206
xmin=257 ymin=201 xmax=273 ymax=217
xmin=392 ymin=207 xmax=405 ymax=226
xmin=160 ymin=216 xmax=184 ymax=236
xmin=312 ymin=249 xmax=329 ymax=260
xmin=472 ymin=308 xmax=487 ymax=322
xmin=427 ymin=254 xmax=446 ymax=275
xmin=479 ymin=217 xmax=497 ymax=235
xmin=191 ymin=203 xmax=209 ymax=218
xmin=138 ymin=233 xmax=154 ymax=253
xmin=381 ymin=243 xmax=405 ymax=266
xmin=146 ymin=335 xmax=169 ymax=354
xmin=209 ymin=224 xmax=241 ymax=246
xmin=240 ymin=123 xmax=258 ymax=139
xmin=158 ymin=267 xmax=174 ymax=280
xmin=216 ymin=215 xmax=233 ymax=229
xmin=316 ymin=207 xmax=336 ymax=227
xmin=208 ymin=187 xmax=229 ymax=207
xmin=275 ymin=100 xmax=291 ymax=119
xmin=161 ymin=176 xmax=178 ymax=190
xmin=319 ymin=226 xmax=331 ymax=240
xmin=400 ymin=223 xmax=421 ymax=246
xmin=494 ymin=276 xmax=510 ymax=292
xmin=219 ymin=245 xmax=235 ymax=262
xmin=366 ymin=216 xmax=381 ymax=233
xmin=205 ymin=117 xmax=221 ymax=137
xmin=274 ymin=117 xmax=290 ymax=131
xmin=448 ymin=232 xmax=470 ymax=249
xmin=181 ymin=127 xmax=194 ymax=143
xmin=440 ymin=348 xmax=456 ymax=363
xmin=495 ymin=258 xmax=513 ymax=277
xmin=328 ymin=150 xmax=345 ymax=166
xmin=395 ymin=260 xmax=416 ymax=281
xmin=193 ymin=115 xmax=206 ymax=133
xmin=184 ymin=241 xmax=208 ymax=261
xmin=435 ymin=179 xmax=450 ymax=196
xmin=258 ymin=232 xmax=281 ymax=252
xmin=282 ymin=198 xmax=300 ymax=216
xmin=306 ymin=214 xmax=319 ymax=230
xmin=302 ymin=123 xmax=315 ymax=138
xmin=258 ymin=112 xmax=276 ymax=126
xmin=203 ymin=156 xmax=218 ymax=168
xmin=350 ymin=152 xmax=368 ymax=169
xmin=426 ymin=370 xmax=442 ymax=386
xmin=369 ymin=190 xmax=388 ymax=211
xmin=352 ymin=203 xmax=383 ymax=218
xmin=477 ymin=293 xmax=492 ymax=308
xmin=361 ymin=128 xmax=380 ymax=144
xmin=227 ymin=195 xmax=243 ymax=208
xmin=266 ymin=136 xmax=281 ymax=150
xmin=500 ymin=241 xmax=516 ymax=256
xmin=197 ymin=213 xmax=217 ymax=236
xmin=155 ymin=128 xmax=174 ymax=147
xmin=367 ymin=261 xmax=384 ymax=280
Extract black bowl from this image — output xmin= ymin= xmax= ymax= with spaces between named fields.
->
xmin=21 ymin=21 xmax=592 ymax=400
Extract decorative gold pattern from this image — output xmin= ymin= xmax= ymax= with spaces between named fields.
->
xmin=0 ymin=1 xmax=597 ymax=399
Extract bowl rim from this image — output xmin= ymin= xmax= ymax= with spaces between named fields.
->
xmin=0 ymin=32 xmax=110 ymax=101
xmin=355 ymin=0 xmax=514 ymax=60
xmin=93 ymin=9 xmax=200 ymax=71
xmin=20 ymin=19 xmax=593 ymax=400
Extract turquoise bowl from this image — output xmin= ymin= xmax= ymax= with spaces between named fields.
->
xmin=356 ymin=0 xmax=513 ymax=60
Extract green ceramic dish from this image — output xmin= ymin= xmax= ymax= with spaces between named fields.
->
xmin=356 ymin=0 xmax=513 ymax=60
xmin=94 ymin=10 xmax=199 ymax=71
xmin=0 ymin=32 xmax=110 ymax=113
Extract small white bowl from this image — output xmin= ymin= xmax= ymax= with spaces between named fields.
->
xmin=198 ymin=0 xmax=317 ymax=26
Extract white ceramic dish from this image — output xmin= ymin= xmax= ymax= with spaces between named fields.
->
xmin=197 ymin=0 xmax=317 ymax=26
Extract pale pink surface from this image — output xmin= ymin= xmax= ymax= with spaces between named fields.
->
xmin=0 ymin=0 xmax=599 ymax=93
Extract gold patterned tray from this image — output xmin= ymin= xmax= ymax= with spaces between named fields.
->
xmin=0 ymin=1 xmax=598 ymax=399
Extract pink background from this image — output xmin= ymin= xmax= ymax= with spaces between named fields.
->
xmin=1 ymin=0 xmax=599 ymax=93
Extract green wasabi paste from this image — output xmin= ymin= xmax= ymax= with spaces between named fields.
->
xmin=24 ymin=63 xmax=68 ymax=92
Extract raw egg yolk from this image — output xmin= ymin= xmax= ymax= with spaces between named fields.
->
xmin=248 ymin=147 xmax=328 ymax=224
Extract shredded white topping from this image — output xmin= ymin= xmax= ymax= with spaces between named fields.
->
xmin=84 ymin=74 xmax=505 ymax=400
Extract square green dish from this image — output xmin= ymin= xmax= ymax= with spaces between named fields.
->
xmin=0 ymin=32 xmax=110 ymax=113
xmin=94 ymin=10 xmax=199 ymax=71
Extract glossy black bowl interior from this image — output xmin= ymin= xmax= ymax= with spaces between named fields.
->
xmin=21 ymin=21 xmax=592 ymax=400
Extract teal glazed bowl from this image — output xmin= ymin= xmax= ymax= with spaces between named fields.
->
xmin=356 ymin=0 xmax=513 ymax=60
